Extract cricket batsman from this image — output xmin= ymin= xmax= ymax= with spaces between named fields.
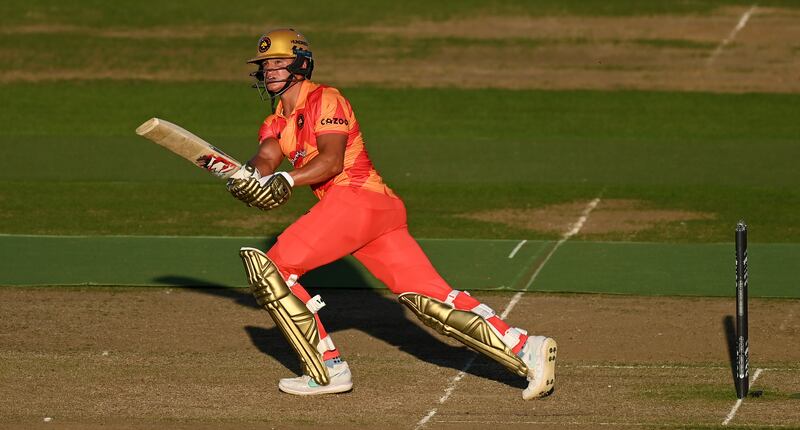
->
xmin=227 ymin=28 xmax=557 ymax=399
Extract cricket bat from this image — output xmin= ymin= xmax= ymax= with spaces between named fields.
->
xmin=135 ymin=117 xmax=242 ymax=179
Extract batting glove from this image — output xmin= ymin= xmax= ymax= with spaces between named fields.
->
xmin=227 ymin=165 xmax=294 ymax=211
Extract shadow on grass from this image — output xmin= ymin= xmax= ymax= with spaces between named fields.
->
xmin=723 ymin=315 xmax=737 ymax=396
xmin=154 ymin=256 xmax=525 ymax=389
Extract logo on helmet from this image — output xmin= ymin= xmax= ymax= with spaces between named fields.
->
xmin=258 ymin=36 xmax=271 ymax=53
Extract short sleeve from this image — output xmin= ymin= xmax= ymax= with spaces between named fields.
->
xmin=258 ymin=114 xmax=287 ymax=143
xmin=313 ymin=89 xmax=351 ymax=136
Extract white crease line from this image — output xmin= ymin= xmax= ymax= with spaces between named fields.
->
xmin=706 ymin=4 xmax=758 ymax=67
xmin=566 ymin=364 xmax=800 ymax=371
xmin=723 ymin=399 xmax=744 ymax=426
xmin=569 ymin=364 xmax=727 ymax=370
xmin=500 ymin=292 xmax=524 ymax=320
xmin=722 ymin=368 xmax=764 ymax=426
xmin=413 ymin=355 xmax=477 ymax=430
xmin=413 ymin=195 xmax=602 ymax=430
xmin=523 ymin=197 xmax=602 ymax=290
xmin=508 ymin=239 xmax=527 ymax=259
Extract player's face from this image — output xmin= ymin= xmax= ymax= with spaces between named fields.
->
xmin=262 ymin=58 xmax=294 ymax=91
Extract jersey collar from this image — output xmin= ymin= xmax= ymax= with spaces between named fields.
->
xmin=275 ymin=80 xmax=317 ymax=118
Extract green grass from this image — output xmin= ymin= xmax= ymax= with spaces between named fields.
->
xmin=3 ymin=1 xmax=799 ymax=30
xmin=1 ymin=82 xmax=798 ymax=241
xmin=535 ymin=241 xmax=800 ymax=297
xmin=1 ymin=1 xmax=799 ymax=243
xmin=4 ymin=235 xmax=799 ymax=297
xmin=0 ymin=31 xmax=714 ymax=79
xmin=630 ymin=38 xmax=718 ymax=50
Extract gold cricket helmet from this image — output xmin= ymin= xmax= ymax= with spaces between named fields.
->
xmin=248 ymin=28 xmax=314 ymax=106
xmin=248 ymin=28 xmax=312 ymax=64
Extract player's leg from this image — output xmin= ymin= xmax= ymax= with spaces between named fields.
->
xmin=239 ymin=247 xmax=352 ymax=395
xmin=277 ymin=274 xmax=352 ymax=395
xmin=353 ymin=225 xmax=557 ymax=399
xmin=238 ymin=187 xmax=399 ymax=394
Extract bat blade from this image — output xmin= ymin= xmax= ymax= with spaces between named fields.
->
xmin=135 ymin=117 xmax=242 ymax=179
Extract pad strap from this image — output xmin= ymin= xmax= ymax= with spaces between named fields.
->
xmin=317 ymin=336 xmax=336 ymax=355
xmin=444 ymin=292 xmax=513 ymax=346
xmin=502 ymin=327 xmax=527 ymax=349
xmin=444 ymin=290 xmax=460 ymax=306
xmin=306 ymin=295 xmax=326 ymax=314
xmin=471 ymin=303 xmax=496 ymax=319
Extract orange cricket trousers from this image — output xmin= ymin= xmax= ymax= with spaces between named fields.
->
xmin=265 ymin=186 xmax=526 ymax=360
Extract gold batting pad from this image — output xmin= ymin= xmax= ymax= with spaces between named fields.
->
xmin=398 ymin=293 xmax=529 ymax=377
xmin=239 ymin=247 xmax=329 ymax=385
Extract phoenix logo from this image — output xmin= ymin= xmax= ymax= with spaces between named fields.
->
xmin=258 ymin=36 xmax=271 ymax=53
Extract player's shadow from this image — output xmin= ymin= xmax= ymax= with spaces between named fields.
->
xmin=723 ymin=315 xmax=738 ymax=393
xmin=156 ymin=258 xmax=525 ymax=388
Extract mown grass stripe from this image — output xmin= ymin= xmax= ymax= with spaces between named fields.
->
xmin=2 ymin=235 xmax=799 ymax=297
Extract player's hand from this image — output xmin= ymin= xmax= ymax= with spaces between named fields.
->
xmin=226 ymin=163 xmax=262 ymax=202
xmin=227 ymin=166 xmax=294 ymax=211
xmin=250 ymin=172 xmax=294 ymax=210
xmin=229 ymin=163 xmax=261 ymax=181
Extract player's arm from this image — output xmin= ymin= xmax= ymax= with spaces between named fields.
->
xmin=288 ymin=133 xmax=346 ymax=187
xmin=248 ymin=137 xmax=284 ymax=176
xmin=226 ymin=137 xmax=293 ymax=211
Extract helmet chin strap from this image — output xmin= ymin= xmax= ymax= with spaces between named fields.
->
xmin=266 ymin=74 xmax=300 ymax=114
xmin=251 ymin=50 xmax=313 ymax=113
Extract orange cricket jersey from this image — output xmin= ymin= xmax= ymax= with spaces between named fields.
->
xmin=258 ymin=80 xmax=396 ymax=200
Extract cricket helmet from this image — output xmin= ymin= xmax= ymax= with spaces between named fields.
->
xmin=248 ymin=28 xmax=313 ymax=78
xmin=248 ymin=28 xmax=314 ymax=108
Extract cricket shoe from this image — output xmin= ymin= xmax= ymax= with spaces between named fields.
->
xmin=520 ymin=336 xmax=557 ymax=400
xmin=278 ymin=361 xmax=353 ymax=396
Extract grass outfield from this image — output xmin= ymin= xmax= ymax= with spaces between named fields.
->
xmin=2 ymin=82 xmax=799 ymax=241
xmin=2 ymin=235 xmax=799 ymax=298
xmin=4 ymin=0 xmax=799 ymax=29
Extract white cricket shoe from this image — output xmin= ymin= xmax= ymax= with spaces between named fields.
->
xmin=278 ymin=361 xmax=353 ymax=396
xmin=520 ymin=336 xmax=557 ymax=400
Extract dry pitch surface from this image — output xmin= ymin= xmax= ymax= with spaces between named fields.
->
xmin=2 ymin=287 xmax=799 ymax=429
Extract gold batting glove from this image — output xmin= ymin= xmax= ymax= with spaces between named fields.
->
xmin=226 ymin=165 xmax=294 ymax=211
xmin=226 ymin=164 xmax=262 ymax=202
xmin=247 ymin=172 xmax=294 ymax=210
